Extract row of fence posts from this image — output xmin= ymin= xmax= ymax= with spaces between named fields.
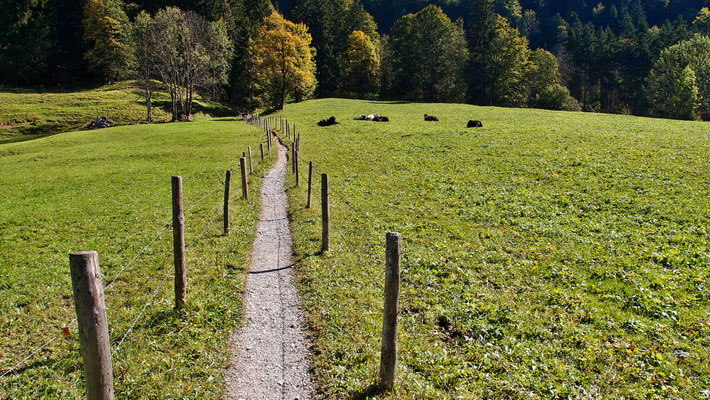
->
xmin=68 ymin=131 xmax=261 ymax=399
xmin=67 ymin=113 xmax=401 ymax=399
xmin=270 ymin=115 xmax=401 ymax=391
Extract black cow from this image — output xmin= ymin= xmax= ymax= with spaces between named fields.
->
xmin=372 ymin=116 xmax=389 ymax=122
xmin=317 ymin=116 xmax=339 ymax=126
xmin=424 ymin=114 xmax=439 ymax=121
xmin=467 ymin=120 xmax=483 ymax=128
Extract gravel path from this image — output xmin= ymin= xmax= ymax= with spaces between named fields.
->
xmin=226 ymin=135 xmax=314 ymax=400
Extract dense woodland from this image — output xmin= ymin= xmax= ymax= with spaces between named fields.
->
xmin=2 ymin=0 xmax=709 ymax=119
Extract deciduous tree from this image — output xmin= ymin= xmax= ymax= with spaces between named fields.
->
xmin=83 ymin=0 xmax=133 ymax=83
xmin=251 ymin=10 xmax=317 ymax=110
xmin=343 ymin=30 xmax=380 ymax=98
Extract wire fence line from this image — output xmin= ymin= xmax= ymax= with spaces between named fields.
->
xmin=1 ymin=148 xmax=257 ymax=381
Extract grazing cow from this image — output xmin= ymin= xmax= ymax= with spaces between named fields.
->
xmin=467 ymin=120 xmax=483 ymax=128
xmin=424 ymin=114 xmax=439 ymax=121
xmin=317 ymin=116 xmax=339 ymax=126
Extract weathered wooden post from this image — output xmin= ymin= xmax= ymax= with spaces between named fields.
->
xmin=321 ymin=173 xmax=330 ymax=253
xmin=223 ymin=170 xmax=232 ymax=235
xmin=307 ymin=161 xmax=313 ymax=208
xmin=379 ymin=232 xmax=402 ymax=390
xmin=260 ymin=143 xmax=264 ymax=162
xmin=69 ymin=251 xmax=114 ymax=400
xmin=248 ymin=146 xmax=253 ymax=174
xmin=240 ymin=157 xmax=249 ymax=200
xmin=172 ymin=176 xmax=186 ymax=310
xmin=295 ymin=148 xmax=300 ymax=187
xmin=292 ymin=146 xmax=296 ymax=174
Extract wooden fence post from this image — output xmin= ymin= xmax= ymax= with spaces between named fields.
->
xmin=260 ymin=143 xmax=264 ymax=162
xmin=172 ymin=176 xmax=186 ymax=310
xmin=292 ymin=146 xmax=296 ymax=174
xmin=248 ymin=146 xmax=253 ymax=174
xmin=240 ymin=157 xmax=249 ymax=200
xmin=69 ymin=251 xmax=114 ymax=400
xmin=267 ymin=133 xmax=272 ymax=157
xmin=321 ymin=173 xmax=330 ymax=253
xmin=307 ymin=161 xmax=313 ymax=208
xmin=379 ymin=232 xmax=402 ymax=390
xmin=295 ymin=148 xmax=300 ymax=187
xmin=223 ymin=170 xmax=232 ymax=235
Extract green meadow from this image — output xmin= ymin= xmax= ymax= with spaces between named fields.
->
xmin=279 ymin=99 xmax=710 ymax=399
xmin=0 ymin=82 xmax=231 ymax=143
xmin=0 ymin=118 xmax=270 ymax=398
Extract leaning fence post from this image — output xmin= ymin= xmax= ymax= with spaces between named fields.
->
xmin=248 ymin=146 xmax=253 ymax=174
xmin=260 ymin=143 xmax=264 ymax=162
xmin=172 ymin=176 xmax=186 ymax=310
xmin=307 ymin=161 xmax=313 ymax=208
xmin=240 ymin=157 xmax=249 ymax=200
xmin=70 ymin=251 xmax=114 ymax=400
xmin=223 ymin=170 xmax=232 ymax=235
xmin=321 ymin=173 xmax=330 ymax=253
xmin=379 ymin=232 xmax=402 ymax=390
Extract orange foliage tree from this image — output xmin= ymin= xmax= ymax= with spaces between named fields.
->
xmin=252 ymin=10 xmax=317 ymax=110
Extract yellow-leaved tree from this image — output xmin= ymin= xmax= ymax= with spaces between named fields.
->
xmin=252 ymin=11 xmax=317 ymax=110
xmin=343 ymin=30 xmax=380 ymax=98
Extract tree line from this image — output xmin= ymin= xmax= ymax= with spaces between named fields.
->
xmin=1 ymin=0 xmax=709 ymax=120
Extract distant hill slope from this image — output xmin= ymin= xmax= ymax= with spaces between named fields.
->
xmin=0 ymin=82 xmax=233 ymax=143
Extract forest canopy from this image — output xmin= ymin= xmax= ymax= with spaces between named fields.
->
xmin=1 ymin=0 xmax=709 ymax=119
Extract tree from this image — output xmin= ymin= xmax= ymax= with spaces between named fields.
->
xmin=251 ymin=10 xmax=317 ymax=110
xmin=693 ymin=7 xmax=710 ymax=34
xmin=343 ymin=30 xmax=380 ymax=98
xmin=291 ymin=0 xmax=378 ymax=97
xmin=133 ymin=11 xmax=156 ymax=122
xmin=389 ymin=5 xmax=468 ymax=102
xmin=647 ymin=34 xmax=710 ymax=120
xmin=150 ymin=7 xmax=232 ymax=121
xmin=484 ymin=15 xmax=531 ymax=106
xmin=83 ymin=0 xmax=134 ymax=83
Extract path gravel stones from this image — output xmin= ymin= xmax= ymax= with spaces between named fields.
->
xmin=226 ymin=136 xmax=314 ymax=400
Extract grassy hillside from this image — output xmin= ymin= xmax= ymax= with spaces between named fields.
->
xmin=0 ymin=119 xmax=271 ymax=398
xmin=277 ymin=99 xmax=709 ymax=399
xmin=0 ymin=82 xmax=232 ymax=143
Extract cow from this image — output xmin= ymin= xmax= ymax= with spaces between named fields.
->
xmin=424 ymin=114 xmax=439 ymax=121
xmin=467 ymin=120 xmax=483 ymax=128
xmin=317 ymin=116 xmax=339 ymax=126
xmin=372 ymin=116 xmax=389 ymax=122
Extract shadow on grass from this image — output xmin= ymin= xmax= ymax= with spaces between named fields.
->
xmin=350 ymin=383 xmax=386 ymax=400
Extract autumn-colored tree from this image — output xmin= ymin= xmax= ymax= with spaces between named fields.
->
xmin=83 ymin=0 xmax=133 ymax=83
xmin=343 ymin=30 xmax=380 ymax=98
xmin=252 ymin=10 xmax=317 ymax=110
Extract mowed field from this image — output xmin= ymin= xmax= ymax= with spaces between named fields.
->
xmin=279 ymin=99 xmax=710 ymax=398
xmin=0 ymin=119 xmax=270 ymax=398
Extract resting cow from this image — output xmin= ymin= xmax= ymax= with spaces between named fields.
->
xmin=467 ymin=120 xmax=483 ymax=128
xmin=317 ymin=116 xmax=339 ymax=126
xmin=424 ymin=114 xmax=439 ymax=121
